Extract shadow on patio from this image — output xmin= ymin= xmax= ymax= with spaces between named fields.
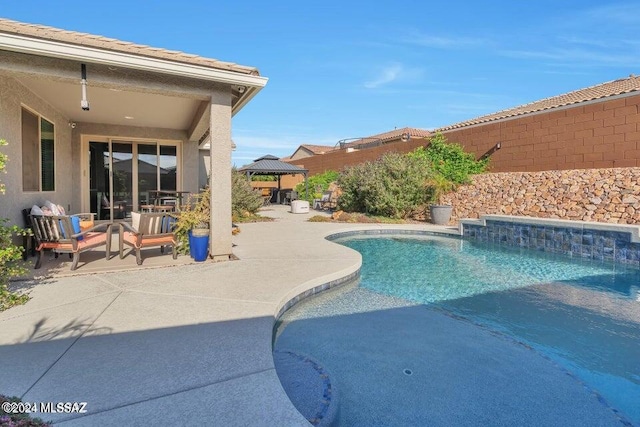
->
xmin=0 ymin=313 xmax=304 ymax=425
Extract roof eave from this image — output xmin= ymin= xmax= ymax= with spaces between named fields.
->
xmin=232 ymin=85 xmax=266 ymax=116
xmin=0 ymin=32 xmax=269 ymax=89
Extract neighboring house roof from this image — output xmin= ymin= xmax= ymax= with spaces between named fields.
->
xmin=299 ymin=144 xmax=336 ymax=155
xmin=437 ymin=75 xmax=640 ymax=131
xmin=289 ymin=144 xmax=336 ymax=160
xmin=341 ymin=127 xmax=431 ymax=149
xmin=0 ymin=18 xmax=259 ymax=76
xmin=239 ymin=155 xmax=308 ymax=175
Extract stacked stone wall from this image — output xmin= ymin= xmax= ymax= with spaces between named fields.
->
xmin=443 ymin=167 xmax=640 ymax=224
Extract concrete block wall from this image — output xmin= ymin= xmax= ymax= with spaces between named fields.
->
xmin=442 ymin=94 xmax=640 ymax=172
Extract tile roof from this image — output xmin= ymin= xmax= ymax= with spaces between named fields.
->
xmin=342 ymin=127 xmax=431 ymax=148
xmin=0 ymin=18 xmax=260 ymax=76
xmin=437 ymin=75 xmax=640 ymax=131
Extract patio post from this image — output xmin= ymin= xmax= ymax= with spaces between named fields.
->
xmin=208 ymin=90 xmax=233 ymax=261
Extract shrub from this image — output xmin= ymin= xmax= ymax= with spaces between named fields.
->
xmin=0 ymin=139 xmax=29 ymax=312
xmin=173 ymin=191 xmax=210 ymax=255
xmin=334 ymin=162 xmax=367 ymax=213
xmin=173 ymin=170 xmax=263 ymax=254
xmin=0 ymin=395 xmax=51 ymax=426
xmin=232 ymin=169 xmax=263 ymax=217
xmin=294 ymin=170 xmax=339 ymax=203
xmin=408 ymin=132 xmax=488 ymax=186
xmin=407 ymin=132 xmax=488 ymax=204
xmin=338 ymin=152 xmax=433 ymax=219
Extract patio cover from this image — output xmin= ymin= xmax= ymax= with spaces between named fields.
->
xmin=239 ymin=155 xmax=308 ymax=197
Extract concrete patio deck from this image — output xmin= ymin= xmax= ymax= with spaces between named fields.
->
xmin=1 ymin=205 xmax=456 ymax=425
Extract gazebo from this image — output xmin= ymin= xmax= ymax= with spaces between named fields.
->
xmin=238 ymin=155 xmax=308 ymax=199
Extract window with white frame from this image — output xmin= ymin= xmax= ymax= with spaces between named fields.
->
xmin=21 ymin=107 xmax=55 ymax=192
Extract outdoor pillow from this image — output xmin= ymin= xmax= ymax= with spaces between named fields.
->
xmin=59 ymin=216 xmax=83 ymax=241
xmin=71 ymin=216 xmax=83 ymax=240
xmin=30 ymin=205 xmax=44 ymax=216
xmin=161 ymin=215 xmax=176 ymax=232
xmin=44 ymin=200 xmax=61 ymax=215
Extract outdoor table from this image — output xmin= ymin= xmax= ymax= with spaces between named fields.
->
xmin=148 ymin=190 xmax=190 ymax=210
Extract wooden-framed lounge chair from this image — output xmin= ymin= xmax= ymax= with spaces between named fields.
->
xmin=30 ymin=214 xmax=112 ymax=271
xmin=21 ymin=208 xmax=36 ymax=260
xmin=314 ymin=191 xmax=336 ymax=210
xmin=118 ymin=212 xmax=177 ymax=265
xmin=261 ymin=188 xmax=272 ymax=207
xmin=283 ymin=190 xmax=298 ymax=205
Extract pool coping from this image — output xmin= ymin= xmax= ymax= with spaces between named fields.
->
xmin=275 ymin=217 xmax=640 ymax=323
xmin=273 ymin=227 xmax=460 ymax=322
xmin=271 ymin=226 xmax=461 ymax=426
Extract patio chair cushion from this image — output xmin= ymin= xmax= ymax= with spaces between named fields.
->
xmin=131 ymin=211 xmax=141 ymax=231
xmin=37 ymin=232 xmax=108 ymax=252
xmin=121 ymin=231 xmax=175 ymax=249
xmin=118 ymin=212 xmax=177 ymax=265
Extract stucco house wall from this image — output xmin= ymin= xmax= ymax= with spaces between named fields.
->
xmin=0 ymin=17 xmax=267 ymax=260
xmin=289 ymin=147 xmax=314 ymax=161
xmin=0 ymin=74 xmax=73 ymax=226
xmin=0 ymin=73 xmax=206 ymax=227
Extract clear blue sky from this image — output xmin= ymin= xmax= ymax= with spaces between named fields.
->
xmin=3 ymin=1 xmax=640 ymax=165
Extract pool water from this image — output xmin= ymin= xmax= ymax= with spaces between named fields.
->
xmin=274 ymin=235 xmax=640 ymax=426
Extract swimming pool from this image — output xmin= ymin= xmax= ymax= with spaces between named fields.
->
xmin=274 ymin=234 xmax=640 ymax=426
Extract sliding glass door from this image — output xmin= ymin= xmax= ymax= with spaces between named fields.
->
xmin=88 ymin=139 xmax=179 ymax=220
xmin=138 ymin=143 xmax=158 ymax=208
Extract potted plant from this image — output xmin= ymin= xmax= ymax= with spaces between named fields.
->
xmin=427 ymin=174 xmax=455 ymax=225
xmin=173 ymin=190 xmax=210 ymax=261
